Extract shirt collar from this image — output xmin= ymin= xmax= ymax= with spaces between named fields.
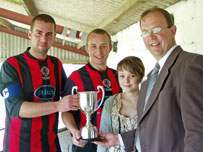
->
xmin=157 ymin=45 xmax=178 ymax=73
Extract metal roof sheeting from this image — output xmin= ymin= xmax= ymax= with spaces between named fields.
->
xmin=0 ymin=30 xmax=89 ymax=63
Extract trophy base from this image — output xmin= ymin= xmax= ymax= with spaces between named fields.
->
xmin=77 ymin=137 xmax=102 ymax=143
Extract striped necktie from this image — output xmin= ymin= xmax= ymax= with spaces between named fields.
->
xmin=144 ymin=62 xmax=160 ymax=110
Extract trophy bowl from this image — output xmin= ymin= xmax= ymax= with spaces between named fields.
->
xmin=72 ymin=86 xmax=104 ymax=142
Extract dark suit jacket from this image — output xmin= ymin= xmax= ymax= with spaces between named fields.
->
xmin=121 ymin=46 xmax=203 ymax=152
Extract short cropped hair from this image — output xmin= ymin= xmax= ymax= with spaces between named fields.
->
xmin=117 ymin=56 xmax=145 ymax=82
xmin=30 ymin=14 xmax=56 ymax=32
xmin=86 ymin=28 xmax=112 ymax=46
xmin=140 ymin=7 xmax=174 ymax=28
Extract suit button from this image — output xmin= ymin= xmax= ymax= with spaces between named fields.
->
xmin=139 ymin=123 xmax=144 ymax=128
xmin=142 ymin=144 xmax=146 ymax=150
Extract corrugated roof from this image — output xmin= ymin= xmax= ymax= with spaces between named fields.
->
xmin=0 ymin=0 xmax=183 ymax=63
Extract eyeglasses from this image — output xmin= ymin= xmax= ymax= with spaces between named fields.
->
xmin=141 ymin=27 xmax=168 ymax=38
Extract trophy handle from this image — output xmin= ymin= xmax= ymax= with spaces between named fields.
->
xmin=72 ymin=86 xmax=78 ymax=95
xmin=95 ymin=86 xmax=105 ymax=111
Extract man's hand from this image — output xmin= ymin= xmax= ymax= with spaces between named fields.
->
xmin=57 ymin=94 xmax=79 ymax=112
xmin=72 ymin=129 xmax=87 ymax=147
xmin=94 ymin=133 xmax=120 ymax=147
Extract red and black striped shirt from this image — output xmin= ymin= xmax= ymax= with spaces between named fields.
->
xmin=65 ymin=63 xmax=121 ymax=131
xmin=0 ymin=48 xmax=67 ymax=152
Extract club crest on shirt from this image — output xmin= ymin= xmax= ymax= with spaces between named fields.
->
xmin=102 ymin=79 xmax=112 ymax=91
xmin=41 ymin=66 xmax=50 ymax=80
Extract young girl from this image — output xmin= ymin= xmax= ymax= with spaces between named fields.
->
xmin=97 ymin=56 xmax=145 ymax=152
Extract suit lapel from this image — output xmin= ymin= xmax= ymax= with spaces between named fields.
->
xmin=138 ymin=46 xmax=183 ymax=123
xmin=137 ymin=80 xmax=148 ymax=121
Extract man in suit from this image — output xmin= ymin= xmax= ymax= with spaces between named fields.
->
xmin=95 ymin=7 xmax=203 ymax=152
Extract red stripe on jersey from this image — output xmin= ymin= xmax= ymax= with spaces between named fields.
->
xmin=97 ymin=109 xmax=102 ymax=131
xmin=48 ymin=114 xmax=57 ymax=151
xmin=85 ymin=65 xmax=103 ymax=94
xmin=24 ymin=53 xmax=43 ymax=152
xmin=56 ymin=58 xmax=62 ymax=95
xmin=7 ymin=57 xmax=24 ymax=89
xmin=24 ymin=53 xmax=42 ymax=102
xmin=69 ymin=71 xmax=85 ymax=92
xmin=96 ymin=69 xmax=120 ymax=131
xmin=9 ymin=118 xmax=21 ymax=152
xmin=85 ymin=65 xmax=104 ymax=131
xmin=69 ymin=71 xmax=86 ymax=128
xmin=107 ymin=69 xmax=120 ymax=94
xmin=79 ymin=111 xmax=86 ymax=129
xmin=47 ymin=57 xmax=57 ymax=152
xmin=30 ymin=117 xmax=42 ymax=152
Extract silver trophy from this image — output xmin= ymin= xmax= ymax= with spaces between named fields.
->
xmin=72 ymin=86 xmax=104 ymax=142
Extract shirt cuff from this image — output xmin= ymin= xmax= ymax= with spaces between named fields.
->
xmin=118 ymin=134 xmax=125 ymax=147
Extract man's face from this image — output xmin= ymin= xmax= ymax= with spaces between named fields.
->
xmin=141 ymin=11 xmax=176 ymax=60
xmin=86 ymin=33 xmax=112 ymax=70
xmin=28 ymin=20 xmax=56 ymax=59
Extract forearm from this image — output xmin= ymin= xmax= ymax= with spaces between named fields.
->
xmin=19 ymin=101 xmax=59 ymax=118
xmin=19 ymin=94 xmax=79 ymax=118
xmin=62 ymin=112 xmax=78 ymax=134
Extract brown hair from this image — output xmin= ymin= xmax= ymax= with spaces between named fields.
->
xmin=86 ymin=28 xmax=112 ymax=46
xmin=140 ymin=7 xmax=174 ymax=28
xmin=30 ymin=14 xmax=56 ymax=32
xmin=117 ymin=56 xmax=145 ymax=82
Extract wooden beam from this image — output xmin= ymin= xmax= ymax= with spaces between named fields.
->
xmin=98 ymin=0 xmax=139 ymax=28
xmin=19 ymin=0 xmax=38 ymax=16
xmin=0 ymin=8 xmax=64 ymax=34
xmin=0 ymin=26 xmax=88 ymax=56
